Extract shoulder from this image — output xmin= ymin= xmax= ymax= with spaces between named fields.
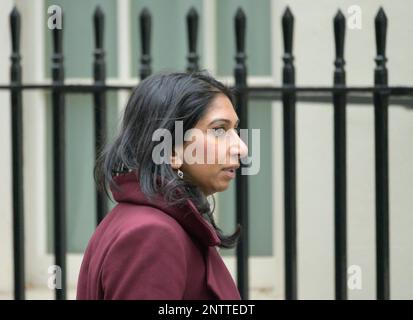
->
xmin=102 ymin=203 xmax=191 ymax=261
xmin=111 ymin=203 xmax=188 ymax=241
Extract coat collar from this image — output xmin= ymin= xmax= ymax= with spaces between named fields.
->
xmin=110 ymin=171 xmax=221 ymax=247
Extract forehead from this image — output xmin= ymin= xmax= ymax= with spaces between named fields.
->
xmin=198 ymin=94 xmax=237 ymax=124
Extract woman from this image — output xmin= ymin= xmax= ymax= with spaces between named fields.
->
xmin=76 ymin=71 xmax=248 ymax=300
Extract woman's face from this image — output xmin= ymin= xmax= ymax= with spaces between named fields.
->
xmin=173 ymin=94 xmax=248 ymax=196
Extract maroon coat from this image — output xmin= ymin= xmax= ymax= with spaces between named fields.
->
xmin=76 ymin=172 xmax=241 ymax=300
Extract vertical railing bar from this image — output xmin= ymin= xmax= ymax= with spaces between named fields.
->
xmin=186 ymin=7 xmax=199 ymax=72
xmin=333 ymin=9 xmax=348 ymax=300
xmin=234 ymin=7 xmax=249 ymax=300
xmin=10 ymin=6 xmax=25 ymax=301
xmin=51 ymin=11 xmax=67 ymax=300
xmin=282 ymin=6 xmax=297 ymax=300
xmin=94 ymin=6 xmax=108 ymax=225
xmin=139 ymin=8 xmax=152 ymax=80
xmin=374 ymin=7 xmax=390 ymax=300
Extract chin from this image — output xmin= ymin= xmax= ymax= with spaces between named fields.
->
xmin=203 ymin=180 xmax=230 ymax=196
xmin=215 ymin=183 xmax=230 ymax=193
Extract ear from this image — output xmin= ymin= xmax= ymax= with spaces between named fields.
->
xmin=170 ymin=146 xmax=183 ymax=170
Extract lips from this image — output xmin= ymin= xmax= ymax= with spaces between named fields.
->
xmin=224 ymin=168 xmax=235 ymax=173
xmin=222 ymin=165 xmax=240 ymax=179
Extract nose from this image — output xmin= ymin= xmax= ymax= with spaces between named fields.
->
xmin=228 ymin=129 xmax=248 ymax=159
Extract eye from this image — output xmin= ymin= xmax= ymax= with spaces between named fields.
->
xmin=212 ymin=127 xmax=226 ymax=137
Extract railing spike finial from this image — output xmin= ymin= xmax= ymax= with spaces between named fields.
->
xmin=234 ymin=7 xmax=246 ymax=56
xmin=139 ymin=7 xmax=152 ymax=80
xmin=375 ymin=7 xmax=387 ymax=59
xmin=10 ymin=6 xmax=21 ymax=56
xmin=187 ymin=6 xmax=197 ymax=18
xmin=284 ymin=6 xmax=293 ymax=18
xmin=334 ymin=9 xmax=346 ymax=70
xmin=282 ymin=7 xmax=294 ymax=56
xmin=186 ymin=7 xmax=199 ymax=72
xmin=141 ymin=7 xmax=150 ymax=19
xmin=94 ymin=5 xmax=104 ymax=51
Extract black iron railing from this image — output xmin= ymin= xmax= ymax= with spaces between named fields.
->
xmin=1 ymin=5 xmax=411 ymax=300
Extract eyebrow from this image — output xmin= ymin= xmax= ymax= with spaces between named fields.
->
xmin=208 ymin=118 xmax=240 ymax=126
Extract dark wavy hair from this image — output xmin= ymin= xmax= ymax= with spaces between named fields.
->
xmin=94 ymin=71 xmax=241 ymax=249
